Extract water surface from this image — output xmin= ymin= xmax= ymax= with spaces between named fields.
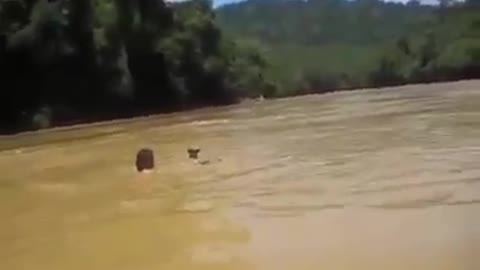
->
xmin=1 ymin=80 xmax=480 ymax=270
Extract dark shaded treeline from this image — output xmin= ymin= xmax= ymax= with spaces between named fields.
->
xmin=0 ymin=0 xmax=479 ymax=134
xmin=0 ymin=0 xmax=272 ymax=134
xmin=217 ymin=0 xmax=480 ymax=96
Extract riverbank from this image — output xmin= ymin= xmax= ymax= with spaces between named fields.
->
xmin=3 ymin=78 xmax=479 ymax=137
xmin=1 ymin=79 xmax=479 ymax=151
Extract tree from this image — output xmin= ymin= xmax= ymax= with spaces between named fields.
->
xmin=0 ymin=0 xmax=272 ymax=133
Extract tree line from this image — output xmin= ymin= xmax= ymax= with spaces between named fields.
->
xmin=217 ymin=0 xmax=480 ymax=96
xmin=0 ymin=0 xmax=479 ymax=134
xmin=0 ymin=0 xmax=273 ymax=134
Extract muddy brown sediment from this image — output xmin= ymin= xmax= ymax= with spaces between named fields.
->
xmin=1 ymin=80 xmax=480 ymax=270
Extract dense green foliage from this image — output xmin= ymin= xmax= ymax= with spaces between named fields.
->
xmin=0 ymin=0 xmax=479 ymax=133
xmin=0 ymin=0 xmax=271 ymax=133
xmin=217 ymin=0 xmax=480 ymax=96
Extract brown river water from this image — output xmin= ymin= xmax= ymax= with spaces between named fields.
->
xmin=1 ymin=80 xmax=480 ymax=270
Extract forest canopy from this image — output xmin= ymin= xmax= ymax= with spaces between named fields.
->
xmin=0 ymin=0 xmax=272 ymax=133
xmin=0 ymin=0 xmax=478 ymax=133
xmin=217 ymin=0 xmax=480 ymax=95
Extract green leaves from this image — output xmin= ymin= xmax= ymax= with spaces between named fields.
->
xmin=217 ymin=0 xmax=479 ymax=94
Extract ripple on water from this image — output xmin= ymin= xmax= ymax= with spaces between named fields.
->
xmin=191 ymin=119 xmax=231 ymax=126
xmin=366 ymin=191 xmax=454 ymax=210
xmin=234 ymin=194 xmax=347 ymax=217
xmin=258 ymin=203 xmax=346 ymax=213
xmin=445 ymin=199 xmax=480 ymax=206
xmin=26 ymin=182 xmax=79 ymax=195
xmin=175 ymin=200 xmax=215 ymax=214
xmin=349 ymin=176 xmax=480 ymax=195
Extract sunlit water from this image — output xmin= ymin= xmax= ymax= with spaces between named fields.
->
xmin=1 ymin=80 xmax=480 ymax=270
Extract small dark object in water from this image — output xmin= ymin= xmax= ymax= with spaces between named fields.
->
xmin=136 ymin=148 xmax=154 ymax=172
xmin=188 ymin=147 xmax=201 ymax=159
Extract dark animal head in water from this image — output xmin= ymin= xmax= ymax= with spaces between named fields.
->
xmin=187 ymin=147 xmax=200 ymax=159
xmin=136 ymin=148 xmax=155 ymax=172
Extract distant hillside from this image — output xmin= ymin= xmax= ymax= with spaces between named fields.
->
xmin=217 ymin=0 xmax=437 ymax=45
xmin=216 ymin=0 xmax=480 ymax=95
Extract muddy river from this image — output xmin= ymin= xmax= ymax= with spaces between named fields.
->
xmin=1 ymin=80 xmax=480 ymax=270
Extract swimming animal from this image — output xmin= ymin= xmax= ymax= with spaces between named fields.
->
xmin=135 ymin=148 xmax=155 ymax=172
